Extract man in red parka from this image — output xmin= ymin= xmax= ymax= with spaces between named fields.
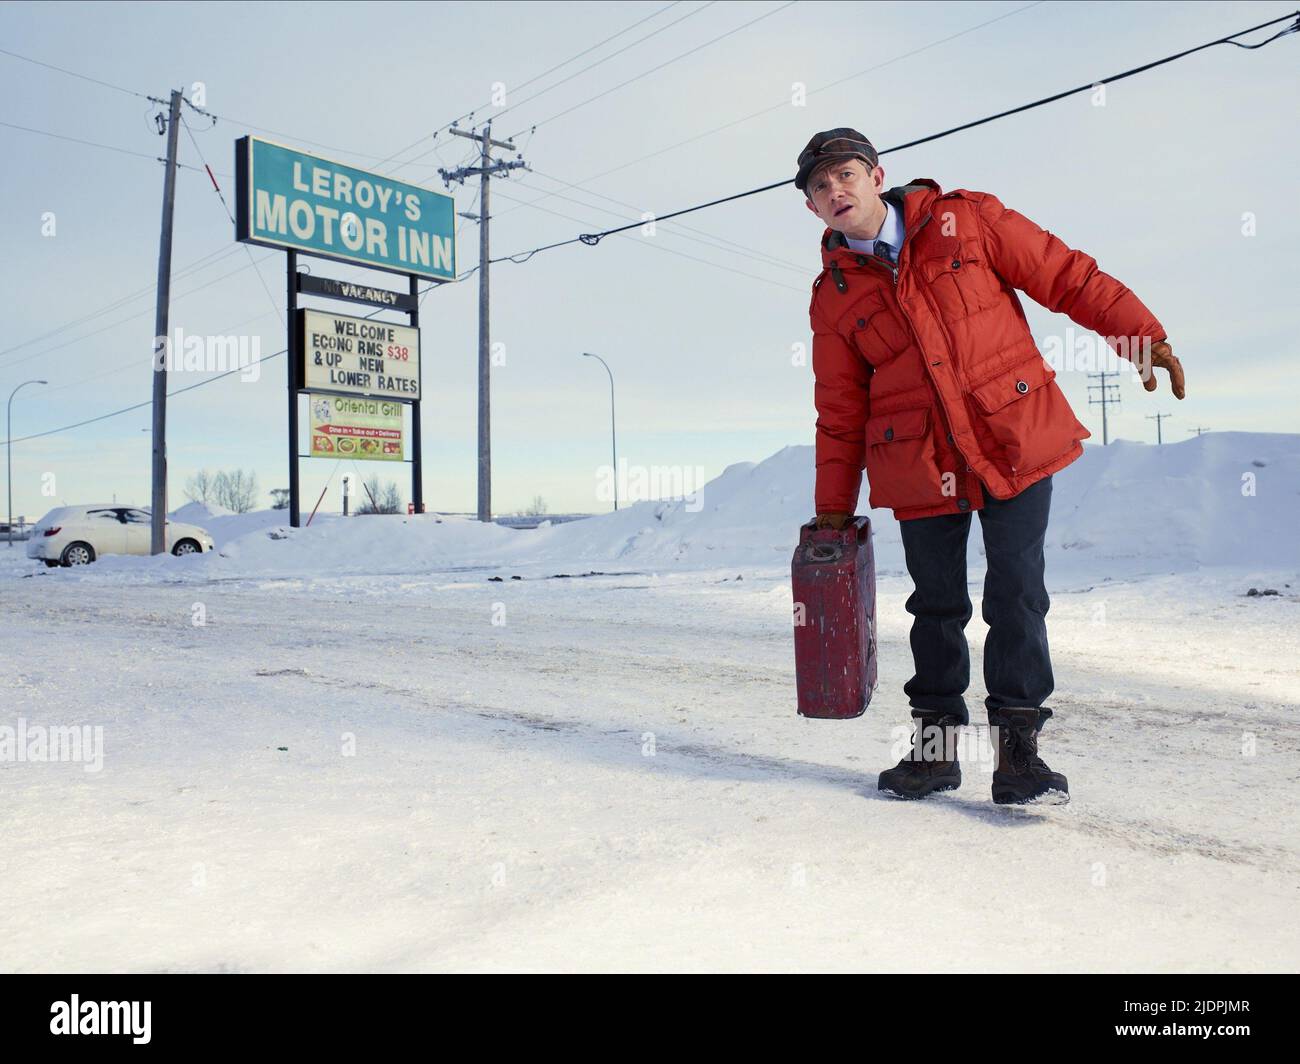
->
xmin=799 ymin=128 xmax=1184 ymax=804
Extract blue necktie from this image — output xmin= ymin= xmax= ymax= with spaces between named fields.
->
xmin=875 ymin=240 xmax=896 ymax=265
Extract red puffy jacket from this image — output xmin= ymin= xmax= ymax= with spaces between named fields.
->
xmin=810 ymin=179 xmax=1166 ymax=519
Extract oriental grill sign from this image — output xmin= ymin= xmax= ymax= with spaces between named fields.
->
xmin=235 ymin=136 xmax=456 ymax=281
xmin=309 ymin=394 xmax=403 ymax=463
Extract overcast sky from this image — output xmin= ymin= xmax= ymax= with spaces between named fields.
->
xmin=2 ymin=0 xmax=1296 ymax=521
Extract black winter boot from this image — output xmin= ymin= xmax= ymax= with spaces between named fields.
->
xmin=990 ymin=708 xmax=1069 ymax=805
xmin=878 ymin=713 xmax=963 ymax=799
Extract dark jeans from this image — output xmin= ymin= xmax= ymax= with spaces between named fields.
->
xmin=898 ymin=475 xmax=1054 ymax=728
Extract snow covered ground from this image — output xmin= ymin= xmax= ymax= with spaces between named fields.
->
xmin=2 ymin=433 xmax=1297 ymax=972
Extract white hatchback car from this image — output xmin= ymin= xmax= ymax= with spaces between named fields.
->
xmin=26 ymin=505 xmax=215 ymax=567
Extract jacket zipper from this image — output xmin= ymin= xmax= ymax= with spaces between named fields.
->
xmin=889 ymin=212 xmax=971 ymax=487
xmin=830 ymin=202 xmax=976 ymax=501
xmin=845 ymin=211 xmax=965 ymax=437
xmin=851 ymin=213 xmax=932 ymax=286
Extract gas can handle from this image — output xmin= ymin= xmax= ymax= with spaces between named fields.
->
xmin=800 ymin=515 xmax=871 ymax=544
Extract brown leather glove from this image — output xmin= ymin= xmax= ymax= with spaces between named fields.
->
xmin=814 ymin=512 xmax=853 ymax=531
xmin=1139 ymin=339 xmax=1186 ymax=399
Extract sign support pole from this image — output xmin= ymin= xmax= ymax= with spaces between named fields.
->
xmin=409 ymin=274 xmax=423 ymax=515
xmin=287 ymin=249 xmax=300 ymax=527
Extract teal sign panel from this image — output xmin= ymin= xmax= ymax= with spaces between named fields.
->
xmin=235 ymin=136 xmax=456 ymax=281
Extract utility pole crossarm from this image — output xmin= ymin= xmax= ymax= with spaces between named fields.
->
xmin=448 ymin=126 xmax=516 ymax=151
xmin=438 ymin=158 xmax=528 ymax=183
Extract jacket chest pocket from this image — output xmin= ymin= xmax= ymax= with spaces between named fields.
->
xmin=921 ymin=248 xmax=1002 ymax=318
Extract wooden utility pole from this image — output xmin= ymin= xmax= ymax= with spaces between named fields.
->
xmin=441 ymin=124 xmax=527 ymax=523
xmin=1187 ymin=426 xmax=1211 ymax=437
xmin=1087 ymin=370 xmax=1122 ymax=446
xmin=150 ymin=88 xmax=183 ymax=554
xmin=1147 ymin=411 xmax=1172 ymax=445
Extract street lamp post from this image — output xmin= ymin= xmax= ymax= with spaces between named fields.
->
xmin=582 ymin=352 xmax=618 ymax=512
xmin=7 ymin=379 xmax=48 ymax=547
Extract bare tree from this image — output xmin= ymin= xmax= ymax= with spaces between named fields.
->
xmin=185 ymin=468 xmax=260 ymax=512
xmin=356 ymin=477 xmax=402 ymax=515
xmin=184 ymin=469 xmax=215 ymax=504
xmin=269 ymin=488 xmax=290 ymax=510
xmin=525 ymin=495 xmax=548 ymax=517
xmin=212 ymin=470 xmax=260 ymax=514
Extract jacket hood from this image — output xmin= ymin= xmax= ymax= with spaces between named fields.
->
xmin=818 ymin=178 xmax=943 ymax=268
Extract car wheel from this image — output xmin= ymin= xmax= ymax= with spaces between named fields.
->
xmin=61 ymin=542 xmax=95 ymax=566
xmin=172 ymin=538 xmax=201 ymax=556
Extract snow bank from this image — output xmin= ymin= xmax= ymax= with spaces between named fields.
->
xmin=169 ymin=501 xmax=291 ymax=544
xmin=23 ymin=431 xmax=1300 ymax=583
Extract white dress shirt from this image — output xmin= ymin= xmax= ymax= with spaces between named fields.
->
xmin=843 ymin=199 xmax=903 ymax=257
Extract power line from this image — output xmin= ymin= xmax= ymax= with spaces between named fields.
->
xmin=4 ymin=6 xmax=682 ymax=367
xmin=40 ymin=310 xmax=281 ymax=397
xmin=522 ymin=168 xmax=808 ymax=273
xmin=0 ymin=3 xmax=685 ymax=180
xmin=8 ymin=349 xmax=287 ymax=445
xmin=0 ymin=46 xmax=429 ymax=165
xmin=7 ymin=282 xmax=445 ymax=445
xmin=488 ymin=9 xmax=1300 ymax=265
xmin=0 ymin=103 xmax=460 ymax=376
xmin=0 ymin=120 xmax=462 ymax=384
xmin=0 ymin=117 xmax=206 ymax=169
xmin=488 ymin=0 xmax=718 ymax=128
xmin=496 ymin=1 xmax=686 ymax=98
xmin=0 ymin=45 xmax=148 ymax=99
xmin=0 ymin=251 xmax=280 ymax=376
xmin=504 ymin=0 xmax=798 ymax=139
xmin=392 ymin=1 xmax=800 ymax=179
xmin=11 ymin=254 xmax=483 ymax=442
xmin=374 ymin=0 xmax=690 ymax=176
xmin=0 ymin=244 xmax=241 ymax=362
xmin=539 ymin=0 xmax=1047 ymax=194
xmin=882 ymin=11 xmax=1300 ymax=156
xmin=12 ymin=8 xmax=1296 ymax=446
xmin=180 ymin=110 xmax=285 ymax=326
xmin=498 ymin=177 xmax=806 ymax=279
xmin=4 ymin=4 xmax=700 ymax=361
xmin=0 ymin=3 xmax=687 ymax=175
xmin=375 ymin=0 xmax=1028 ymax=193
xmin=491 ymin=187 xmax=805 ymax=292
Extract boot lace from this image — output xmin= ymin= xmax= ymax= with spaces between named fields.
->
xmin=1002 ymin=725 xmax=1046 ymax=772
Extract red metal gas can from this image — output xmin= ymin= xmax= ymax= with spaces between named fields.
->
xmin=791 ymin=517 xmax=878 ymax=719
